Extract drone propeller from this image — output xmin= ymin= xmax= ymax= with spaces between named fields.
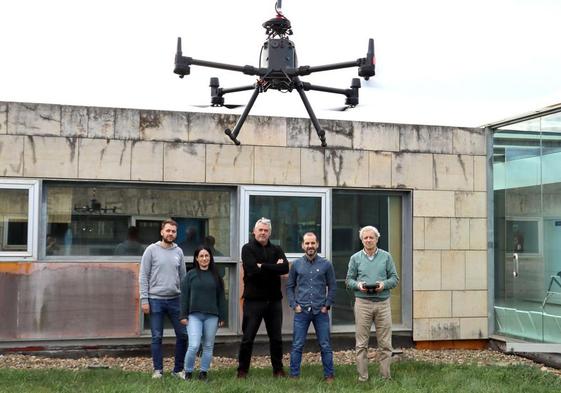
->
xmin=191 ymin=104 xmax=245 ymax=110
xmin=328 ymin=105 xmax=356 ymax=112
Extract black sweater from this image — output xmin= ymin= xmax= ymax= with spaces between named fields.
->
xmin=179 ymin=269 xmax=226 ymax=321
xmin=241 ymin=238 xmax=289 ymax=301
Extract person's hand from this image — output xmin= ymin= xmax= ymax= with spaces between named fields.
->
xmin=375 ymin=281 xmax=385 ymax=292
xmin=141 ymin=304 xmax=150 ymax=314
xmin=257 ymin=263 xmax=262 ymax=268
xmin=320 ymin=306 xmax=328 ymax=314
xmin=276 ymin=259 xmax=284 ymax=264
xmin=358 ymin=282 xmax=368 ymax=293
xmin=218 ymin=320 xmax=225 ymax=327
xmin=180 ymin=318 xmax=188 ymax=326
xmin=295 ymin=305 xmax=302 ymax=313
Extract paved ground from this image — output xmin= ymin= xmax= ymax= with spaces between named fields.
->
xmin=1 ymin=348 xmax=560 ymax=377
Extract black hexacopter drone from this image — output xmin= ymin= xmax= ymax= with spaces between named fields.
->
xmin=174 ymin=0 xmax=375 ymax=147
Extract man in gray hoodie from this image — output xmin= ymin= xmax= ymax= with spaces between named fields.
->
xmin=139 ymin=219 xmax=187 ymax=379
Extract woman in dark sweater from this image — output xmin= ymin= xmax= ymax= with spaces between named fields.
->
xmin=180 ymin=246 xmax=226 ymax=381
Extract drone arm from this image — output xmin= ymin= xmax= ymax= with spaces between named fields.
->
xmin=174 ymin=39 xmax=261 ymax=77
xmin=294 ymin=78 xmax=327 ymax=147
xmin=302 ymin=78 xmax=361 ymax=106
xmin=295 ymin=39 xmax=375 ymax=79
xmin=302 ymin=82 xmax=349 ymax=96
xmin=224 ymin=85 xmax=261 ymax=145
xmin=220 ymin=84 xmax=258 ymax=95
xmin=296 ymin=60 xmax=361 ymax=76
xmin=186 ymin=58 xmax=260 ymax=76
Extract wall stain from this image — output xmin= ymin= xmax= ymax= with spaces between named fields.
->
xmin=65 ymin=137 xmax=77 ymax=162
xmin=27 ymin=136 xmax=37 ymax=164
xmin=326 ymin=150 xmax=343 ymax=186
xmin=139 ymin=111 xmax=161 ymax=131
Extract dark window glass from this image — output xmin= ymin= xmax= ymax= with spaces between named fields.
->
xmin=331 ymin=190 xmax=402 ymax=326
xmin=0 ymin=189 xmax=29 ymax=252
xmin=249 ymin=195 xmax=322 ymax=254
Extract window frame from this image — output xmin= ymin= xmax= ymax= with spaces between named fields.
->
xmin=0 ymin=179 xmax=40 ymax=260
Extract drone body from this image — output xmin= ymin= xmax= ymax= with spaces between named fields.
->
xmin=174 ymin=1 xmax=375 ymax=147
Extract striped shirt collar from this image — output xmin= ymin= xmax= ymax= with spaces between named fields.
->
xmin=362 ymin=248 xmax=379 ymax=260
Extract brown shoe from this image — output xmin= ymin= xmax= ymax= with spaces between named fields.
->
xmin=236 ymin=370 xmax=248 ymax=379
xmin=324 ymin=376 xmax=335 ymax=384
xmin=273 ymin=369 xmax=286 ymax=378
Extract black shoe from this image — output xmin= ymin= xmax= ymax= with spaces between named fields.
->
xmin=236 ymin=370 xmax=248 ymax=379
xmin=273 ymin=369 xmax=286 ymax=378
xmin=184 ymin=372 xmax=193 ymax=380
xmin=198 ymin=371 xmax=208 ymax=382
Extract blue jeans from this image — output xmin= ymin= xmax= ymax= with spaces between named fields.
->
xmin=149 ymin=297 xmax=187 ymax=372
xmin=290 ymin=309 xmax=333 ymax=377
xmin=184 ymin=312 xmax=219 ymax=372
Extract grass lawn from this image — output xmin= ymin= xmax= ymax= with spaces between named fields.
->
xmin=1 ymin=361 xmax=560 ymax=393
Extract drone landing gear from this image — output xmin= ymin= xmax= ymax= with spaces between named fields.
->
xmin=294 ymin=78 xmax=327 ymax=147
xmin=224 ymin=85 xmax=261 ymax=145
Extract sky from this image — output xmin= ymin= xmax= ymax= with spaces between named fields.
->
xmin=1 ymin=0 xmax=560 ymax=127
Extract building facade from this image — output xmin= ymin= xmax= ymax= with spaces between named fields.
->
xmin=0 ymin=101 xmax=489 ymax=347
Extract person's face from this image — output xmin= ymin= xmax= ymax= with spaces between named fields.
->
xmin=196 ymin=249 xmax=211 ymax=270
xmin=253 ymin=223 xmax=271 ymax=245
xmin=361 ymin=230 xmax=378 ymax=251
xmin=302 ymin=234 xmax=319 ymax=259
xmin=160 ymin=224 xmax=177 ymax=244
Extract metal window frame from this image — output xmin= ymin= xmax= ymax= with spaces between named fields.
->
xmin=0 ymin=179 xmax=40 ymax=261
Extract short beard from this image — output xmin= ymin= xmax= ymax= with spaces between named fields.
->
xmin=162 ymin=237 xmax=174 ymax=244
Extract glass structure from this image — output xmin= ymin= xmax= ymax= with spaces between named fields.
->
xmin=493 ymin=110 xmax=561 ymax=343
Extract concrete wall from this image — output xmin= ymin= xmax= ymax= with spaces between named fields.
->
xmin=0 ymin=101 xmax=489 ymax=342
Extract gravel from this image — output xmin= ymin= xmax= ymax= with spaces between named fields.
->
xmin=1 ymin=348 xmax=560 ymax=377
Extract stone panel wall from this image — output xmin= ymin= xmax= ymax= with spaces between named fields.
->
xmin=0 ymin=101 xmax=489 ymax=341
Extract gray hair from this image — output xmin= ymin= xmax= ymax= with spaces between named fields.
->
xmin=254 ymin=217 xmax=272 ymax=231
xmin=359 ymin=225 xmax=380 ymax=240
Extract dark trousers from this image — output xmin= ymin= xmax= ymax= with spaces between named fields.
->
xmin=238 ymin=299 xmax=283 ymax=373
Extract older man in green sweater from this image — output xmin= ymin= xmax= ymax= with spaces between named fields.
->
xmin=346 ymin=225 xmax=399 ymax=381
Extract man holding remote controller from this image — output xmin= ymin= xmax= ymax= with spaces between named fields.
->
xmin=345 ymin=225 xmax=399 ymax=381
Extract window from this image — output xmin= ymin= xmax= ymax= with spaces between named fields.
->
xmin=249 ymin=195 xmax=322 ymax=254
xmin=0 ymin=180 xmax=39 ymax=259
xmin=331 ymin=190 xmax=404 ymax=328
xmin=240 ymin=186 xmax=330 ymax=258
xmin=45 ymin=183 xmax=233 ymax=259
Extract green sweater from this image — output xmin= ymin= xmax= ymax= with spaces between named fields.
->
xmin=179 ymin=269 xmax=227 ymax=321
xmin=346 ymin=248 xmax=399 ymax=301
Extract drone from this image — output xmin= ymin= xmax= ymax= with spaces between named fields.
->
xmin=174 ymin=0 xmax=375 ymax=147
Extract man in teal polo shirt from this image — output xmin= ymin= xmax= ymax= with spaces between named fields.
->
xmin=346 ymin=225 xmax=399 ymax=381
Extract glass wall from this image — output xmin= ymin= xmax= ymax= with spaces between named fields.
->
xmin=493 ymin=111 xmax=561 ymax=342
xmin=45 ymin=183 xmax=232 ymax=259
xmin=331 ymin=190 xmax=403 ymax=327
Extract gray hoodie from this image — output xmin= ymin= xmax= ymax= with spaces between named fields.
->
xmin=139 ymin=241 xmax=186 ymax=305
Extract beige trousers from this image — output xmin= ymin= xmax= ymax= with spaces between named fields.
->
xmin=354 ymin=297 xmax=393 ymax=380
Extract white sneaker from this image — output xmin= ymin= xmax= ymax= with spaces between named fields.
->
xmin=171 ymin=371 xmax=186 ymax=379
xmin=152 ymin=370 xmax=163 ymax=379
